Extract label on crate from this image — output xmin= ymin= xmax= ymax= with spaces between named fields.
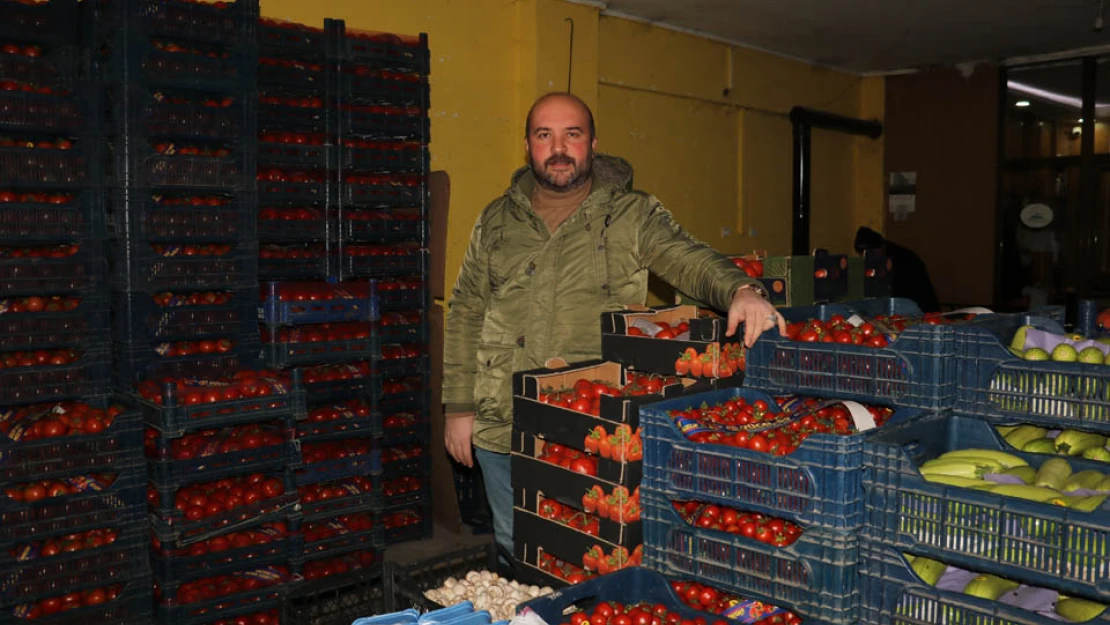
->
xmin=721 ymin=600 xmax=788 ymax=624
xmin=0 ymin=404 xmax=62 ymax=443
xmin=842 ymin=400 xmax=876 ymax=432
xmin=241 ymin=565 xmax=287 ymax=583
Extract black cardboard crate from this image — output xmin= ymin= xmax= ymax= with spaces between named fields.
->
xmin=0 ymin=521 xmax=148 ymax=608
xmin=111 ymin=340 xmax=261 ymax=389
xmin=112 ymin=288 xmax=258 ymax=343
xmin=514 ymin=508 xmax=640 ymax=578
xmin=286 ymin=563 xmax=383 ymax=625
xmin=510 ymin=449 xmax=640 ymax=509
xmin=111 ymin=241 xmax=257 ymax=292
xmin=512 ymin=424 xmax=643 ymax=488
xmin=110 ymin=191 xmax=255 ymax=242
xmin=0 ymin=143 xmax=90 ymax=189
xmin=812 ymin=249 xmax=849 ymax=303
xmin=0 ymin=242 xmax=103 ymax=296
xmin=600 ymin=306 xmax=746 ymax=381
xmin=0 ymin=347 xmax=110 ymax=407
xmin=383 ymin=500 xmax=432 ymax=546
xmin=0 ymin=192 xmax=103 ymax=243
xmin=2 ymin=573 xmax=153 ymax=625
xmin=384 ymin=543 xmax=502 ymax=613
xmin=0 ymin=467 xmax=145 ymax=545
xmin=515 ymin=482 xmax=642 ymax=549
xmin=0 ymin=91 xmax=84 ymax=134
xmin=0 ymin=395 xmax=142 ymax=482
xmin=0 ymin=292 xmax=108 ymax=351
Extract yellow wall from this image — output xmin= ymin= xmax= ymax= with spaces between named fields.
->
xmin=259 ymin=0 xmax=884 ymax=298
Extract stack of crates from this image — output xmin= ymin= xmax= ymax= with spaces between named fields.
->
xmin=0 ymin=0 xmax=151 ymax=622
xmin=92 ymin=0 xmax=262 ymax=389
xmin=334 ymin=21 xmax=433 ymax=548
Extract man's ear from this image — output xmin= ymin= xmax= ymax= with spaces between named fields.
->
xmin=591 ymin=136 xmax=598 ymax=150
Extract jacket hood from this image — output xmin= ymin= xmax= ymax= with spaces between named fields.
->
xmin=506 ymin=153 xmax=634 ymax=208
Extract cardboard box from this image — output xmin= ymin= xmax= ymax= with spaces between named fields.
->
xmin=812 ymin=249 xmax=849 ymax=303
xmin=512 ymin=360 xmax=700 ymax=442
xmin=513 ymin=508 xmax=639 ymax=575
xmin=514 ymin=544 xmax=581 ymax=586
xmin=511 ymin=434 xmax=641 ymax=487
xmin=514 ymin=476 xmax=641 ymax=548
xmin=600 ymin=306 xmax=746 ymax=380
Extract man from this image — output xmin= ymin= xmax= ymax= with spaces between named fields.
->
xmin=854 ymin=226 xmax=941 ymax=312
xmin=443 ymin=92 xmax=784 ymax=555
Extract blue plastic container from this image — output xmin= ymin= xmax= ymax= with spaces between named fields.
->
xmin=259 ymin=280 xmax=378 ymax=327
xmin=862 ymin=412 xmax=1110 ymax=601
xmin=955 ymin=313 xmax=1110 ymax=432
xmin=131 ymin=373 xmax=304 ymax=438
xmin=746 ymin=299 xmax=959 ymax=411
xmin=642 ymin=491 xmax=859 ymax=624
xmin=858 ymin=543 xmax=1110 ymax=625
xmin=641 ymin=386 xmax=921 ymax=530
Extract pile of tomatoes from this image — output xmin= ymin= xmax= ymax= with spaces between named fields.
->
xmin=152 ymin=521 xmax=290 ymax=559
xmin=157 ymin=566 xmax=289 ymax=606
xmin=300 ymin=439 xmax=374 ymax=465
xmin=259 ymin=131 xmax=325 ymax=146
xmin=258 ymin=206 xmax=321 ymax=222
xmin=5 ymin=473 xmax=116 ymax=503
xmin=536 ymin=497 xmax=599 ymax=536
xmin=0 ymin=295 xmax=81 ymax=314
xmin=537 ymin=373 xmax=677 ymax=416
xmin=729 ymin=257 xmax=764 ymax=278
xmin=381 ymin=343 xmax=423 ymax=360
xmin=153 ymin=472 xmax=287 ymax=522
xmin=145 ymin=423 xmax=286 ymax=461
xmin=1 ymin=401 xmax=124 ymax=441
xmin=581 ymin=544 xmax=642 ymax=575
xmin=382 ymin=507 xmax=423 ymax=531
xmin=300 ymin=361 xmax=373 ymax=385
xmin=259 ymin=243 xmax=324 ymax=260
xmin=154 ymin=338 xmax=235 ymax=357
xmin=303 ymin=512 xmax=376 ymax=545
xmin=536 ymin=551 xmax=594 ymax=584
xmin=383 ymin=410 xmax=421 ymax=432
xmin=300 ymin=400 xmax=372 ymax=437
xmin=0 ymin=243 xmax=79 ymax=259
xmin=581 ymin=485 xmax=641 ymax=523
xmin=13 ymin=583 xmax=124 ymax=619
xmin=268 ymin=321 xmax=372 ymax=344
xmin=257 ymin=167 xmax=326 ymax=184
xmin=670 ymin=580 xmax=801 ymax=625
xmin=584 ymin=424 xmax=642 ymax=462
xmin=152 ymin=291 xmax=235 ymax=307
xmin=266 ymin=281 xmax=372 ymax=303
xmin=259 ymin=93 xmax=323 ymax=109
xmin=384 ymin=475 xmax=423 ymax=498
xmin=344 ymin=243 xmax=420 ymax=258
xmin=674 ymin=344 xmax=744 ymax=379
xmin=671 ymin=501 xmax=802 ymax=547
xmin=135 ymin=370 xmax=291 ymax=406
xmin=538 ymin=443 xmax=597 ymax=476
xmin=12 ymin=528 xmax=120 ymax=561
xmin=298 ymin=476 xmax=376 ymax=507
xmin=151 ymin=243 xmax=233 ymax=257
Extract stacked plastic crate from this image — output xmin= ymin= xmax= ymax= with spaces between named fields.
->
xmin=0 ymin=0 xmax=151 ymax=622
xmin=334 ymin=22 xmax=433 ymax=547
xmin=88 ymin=2 xmax=304 ymax=624
xmin=257 ymin=18 xmax=386 ymax=623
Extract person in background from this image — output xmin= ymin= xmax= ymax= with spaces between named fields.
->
xmin=442 ymin=91 xmax=785 ymax=556
xmin=854 ymin=226 xmax=941 ymax=312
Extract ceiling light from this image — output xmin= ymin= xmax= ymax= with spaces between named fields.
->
xmin=1079 ymin=118 xmax=1085 ymax=122
xmin=1015 ymin=100 xmax=1031 ymax=107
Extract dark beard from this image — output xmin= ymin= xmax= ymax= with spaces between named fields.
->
xmin=533 ymin=151 xmax=593 ymax=192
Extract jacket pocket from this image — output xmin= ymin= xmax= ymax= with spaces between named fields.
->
xmin=473 ymin=342 xmax=515 ymax=423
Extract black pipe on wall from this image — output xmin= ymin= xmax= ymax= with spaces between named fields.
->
xmin=789 ymin=106 xmax=883 ymax=256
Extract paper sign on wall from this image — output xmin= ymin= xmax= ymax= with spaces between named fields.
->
xmin=888 ymin=171 xmax=917 ymax=222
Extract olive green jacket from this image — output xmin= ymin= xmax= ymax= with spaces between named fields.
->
xmin=443 ymin=154 xmax=755 ymax=453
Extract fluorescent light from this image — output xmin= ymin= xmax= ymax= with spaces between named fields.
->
xmin=1007 ymin=80 xmax=1110 ymax=111
xmin=1015 ymin=100 xmax=1031 ymax=107
xmin=1079 ymin=118 xmax=1085 ymax=122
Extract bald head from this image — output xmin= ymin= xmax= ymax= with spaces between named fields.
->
xmin=525 ymin=92 xmax=595 ymax=140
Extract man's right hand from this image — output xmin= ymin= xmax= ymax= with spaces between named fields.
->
xmin=444 ymin=412 xmax=475 ymax=468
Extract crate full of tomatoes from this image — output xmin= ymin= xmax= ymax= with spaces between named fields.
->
xmin=643 ymin=492 xmax=860 ymax=624
xmin=746 ymin=298 xmax=974 ymax=411
xmin=601 ymin=307 xmax=746 ymax=381
xmin=520 ymin=567 xmax=808 ymax=625
xmin=640 ymin=386 xmax=906 ymax=531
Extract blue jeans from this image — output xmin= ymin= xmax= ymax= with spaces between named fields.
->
xmin=474 ymin=447 xmax=512 ymax=556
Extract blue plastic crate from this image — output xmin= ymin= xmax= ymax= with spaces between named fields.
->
xmin=954 ymin=313 xmax=1110 ymax=432
xmin=98 ymin=0 xmax=258 ymax=46
xmin=858 ymin=543 xmax=1110 ymax=625
xmin=340 ymin=213 xmax=426 ymax=244
xmin=862 ymin=411 xmax=1110 ymax=602
xmin=383 ymin=449 xmax=430 ymax=480
xmin=642 ymin=491 xmax=859 ymax=624
xmin=520 ymin=567 xmax=818 ymax=625
xmin=302 ymin=370 xmax=380 ymax=406
xmin=259 ymin=280 xmax=378 ymax=326
xmin=147 ymin=434 xmax=301 ymax=486
xmin=340 ymin=30 xmax=430 ymax=74
xmin=258 ymin=97 xmax=327 ymax=133
xmin=131 ymin=91 xmax=244 ymax=141
xmin=150 ymin=469 xmax=300 ymax=547
xmin=746 ymin=300 xmax=959 ymax=411
xmin=382 ymin=500 xmax=432 ymax=546
xmin=0 ymin=395 xmax=142 ymax=482
xmin=641 ymin=386 xmax=925 ymax=530
xmin=152 ymin=516 xmax=302 ymax=586
xmin=154 ymin=572 xmax=289 ymax=625
xmin=339 ymin=109 xmax=429 ymax=141
xmin=0 ymin=467 xmax=145 ymax=546
xmin=382 ymin=482 xmax=428 ymax=511
xmin=0 ymin=47 xmax=77 ymax=90
xmin=0 ymin=91 xmax=84 ymax=134
xmin=288 ymin=561 xmax=383 ymax=625
xmin=298 ymin=474 xmax=382 ymax=523
xmin=297 ymin=407 xmax=380 ymax=443
xmin=262 ymin=327 xmax=379 ymax=368
xmin=111 ymin=241 xmax=257 ymax=292
xmin=302 ymin=523 xmax=384 ymax=561
xmin=1 ymin=573 xmax=153 ymax=625
xmin=112 ymin=288 xmax=258 ymax=343
xmin=0 ymin=192 xmax=103 ymax=243
xmin=124 ymin=150 xmax=251 ymax=191
xmin=0 ymin=520 xmax=148 ymax=608
xmin=0 ymin=347 xmax=110 ymax=407
xmin=94 ymin=37 xmax=255 ymax=95
xmin=376 ymin=281 xmax=425 ymax=311
xmin=0 ymin=292 xmax=108 ymax=351
xmin=373 ymin=353 xmax=428 ymax=379
xmin=257 ymin=213 xmax=329 ymax=243
xmin=131 ymin=372 xmax=305 ymax=438
xmin=341 ymin=250 xmax=426 ymax=279
xmin=0 ymin=242 xmax=103 ymax=296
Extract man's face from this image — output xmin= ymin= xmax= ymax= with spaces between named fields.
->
xmin=526 ymin=96 xmax=597 ymax=192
